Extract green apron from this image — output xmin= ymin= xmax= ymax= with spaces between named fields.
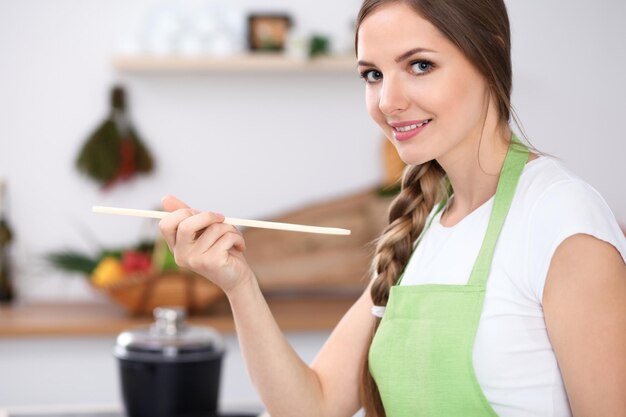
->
xmin=369 ymin=139 xmax=529 ymax=416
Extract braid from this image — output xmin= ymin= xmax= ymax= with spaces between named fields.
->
xmin=361 ymin=160 xmax=448 ymax=416
xmin=371 ymin=161 xmax=446 ymax=304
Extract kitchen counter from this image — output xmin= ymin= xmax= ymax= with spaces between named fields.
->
xmin=0 ymin=294 xmax=358 ymax=338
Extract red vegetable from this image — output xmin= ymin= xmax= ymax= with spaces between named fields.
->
xmin=121 ymin=251 xmax=152 ymax=273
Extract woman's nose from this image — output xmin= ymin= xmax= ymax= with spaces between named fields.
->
xmin=378 ymin=75 xmax=409 ymax=115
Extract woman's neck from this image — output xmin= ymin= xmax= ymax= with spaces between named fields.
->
xmin=437 ymin=124 xmax=511 ymax=227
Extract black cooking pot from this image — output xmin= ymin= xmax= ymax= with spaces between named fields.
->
xmin=114 ymin=307 xmax=225 ymax=417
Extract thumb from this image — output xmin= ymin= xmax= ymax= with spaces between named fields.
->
xmin=161 ymin=195 xmax=189 ymax=212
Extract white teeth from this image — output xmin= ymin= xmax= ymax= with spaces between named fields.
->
xmin=397 ymin=124 xmax=417 ymax=132
xmin=395 ymin=119 xmax=430 ymax=132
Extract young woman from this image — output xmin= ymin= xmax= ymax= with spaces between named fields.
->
xmin=159 ymin=1 xmax=626 ymax=416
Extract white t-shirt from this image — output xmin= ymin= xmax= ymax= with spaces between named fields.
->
xmin=399 ymin=156 xmax=626 ymax=417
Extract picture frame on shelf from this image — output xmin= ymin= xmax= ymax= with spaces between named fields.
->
xmin=247 ymin=13 xmax=292 ymax=52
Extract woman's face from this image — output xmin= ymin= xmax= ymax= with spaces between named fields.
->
xmin=357 ymin=2 xmax=491 ymax=166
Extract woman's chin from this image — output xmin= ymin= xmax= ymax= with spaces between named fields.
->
xmin=396 ymin=151 xmax=433 ymax=167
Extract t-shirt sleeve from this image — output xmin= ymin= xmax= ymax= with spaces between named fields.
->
xmin=526 ymin=179 xmax=626 ymax=303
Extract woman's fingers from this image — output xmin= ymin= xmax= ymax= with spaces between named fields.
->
xmin=213 ymin=229 xmax=246 ymax=254
xmin=159 ymin=208 xmax=197 ymax=248
xmin=160 ymin=211 xmax=229 ymax=266
xmin=175 ymin=211 xmax=226 ymax=245
xmin=160 ymin=195 xmax=193 ymax=247
xmin=182 ymin=222 xmax=240 ymax=270
xmin=162 ymin=195 xmax=189 ymax=212
xmin=186 ymin=230 xmax=248 ymax=289
xmin=194 ymin=223 xmax=244 ymax=255
xmin=159 ymin=195 xmax=225 ymax=248
xmin=157 ymin=197 xmax=250 ymax=289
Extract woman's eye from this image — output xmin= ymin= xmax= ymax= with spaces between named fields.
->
xmin=360 ymin=70 xmax=383 ymax=83
xmin=411 ymin=60 xmax=433 ymax=75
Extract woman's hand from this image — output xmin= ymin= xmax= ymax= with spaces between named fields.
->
xmin=159 ymin=195 xmax=254 ymax=294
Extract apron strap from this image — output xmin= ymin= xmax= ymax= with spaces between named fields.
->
xmin=468 ymin=136 xmax=528 ymax=287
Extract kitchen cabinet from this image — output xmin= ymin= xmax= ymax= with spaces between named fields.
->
xmin=0 ymin=332 xmax=326 ymax=413
xmin=0 ymin=297 xmax=355 ymax=412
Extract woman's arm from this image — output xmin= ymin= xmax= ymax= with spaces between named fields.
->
xmin=231 ymin=277 xmax=375 ymax=417
xmin=544 ymin=233 xmax=626 ymax=417
xmin=159 ymin=195 xmax=375 ymax=417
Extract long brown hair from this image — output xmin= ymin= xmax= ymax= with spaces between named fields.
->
xmin=355 ymin=1 xmax=513 ymax=415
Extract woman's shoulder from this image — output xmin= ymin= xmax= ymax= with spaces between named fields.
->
xmin=520 ymin=155 xmax=587 ymax=188
xmin=512 ymin=155 xmax=626 ymax=301
xmin=516 ymin=155 xmax=611 ymax=215
xmin=516 ymin=155 xmax=623 ymax=240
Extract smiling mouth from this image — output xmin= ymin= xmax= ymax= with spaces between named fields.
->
xmin=393 ymin=119 xmax=432 ymax=132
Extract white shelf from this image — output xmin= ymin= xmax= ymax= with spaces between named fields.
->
xmin=112 ymin=53 xmax=357 ymax=73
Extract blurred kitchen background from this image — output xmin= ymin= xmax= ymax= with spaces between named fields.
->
xmin=1 ymin=0 xmax=625 ymax=415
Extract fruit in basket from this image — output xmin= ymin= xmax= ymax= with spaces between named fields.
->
xmin=46 ymin=242 xmax=225 ymax=315
xmin=91 ymin=256 xmax=126 ymax=287
xmin=121 ymin=250 xmax=152 ymax=273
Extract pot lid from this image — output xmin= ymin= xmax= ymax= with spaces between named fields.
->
xmin=114 ymin=307 xmax=224 ymax=360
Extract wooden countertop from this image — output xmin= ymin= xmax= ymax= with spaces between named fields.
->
xmin=0 ymin=294 xmax=357 ymax=338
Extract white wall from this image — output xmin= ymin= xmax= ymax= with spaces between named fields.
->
xmin=1 ymin=0 xmax=625 ymax=302
xmin=507 ymin=0 xmax=626 ymax=212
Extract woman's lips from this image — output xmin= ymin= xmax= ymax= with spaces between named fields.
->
xmin=390 ymin=119 xmax=432 ymax=141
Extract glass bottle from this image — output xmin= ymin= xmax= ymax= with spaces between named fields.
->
xmin=0 ymin=179 xmax=15 ymax=303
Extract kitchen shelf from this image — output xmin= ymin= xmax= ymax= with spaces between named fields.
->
xmin=112 ymin=53 xmax=357 ymax=73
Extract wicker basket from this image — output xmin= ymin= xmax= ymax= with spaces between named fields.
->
xmin=98 ymin=271 xmax=224 ymax=316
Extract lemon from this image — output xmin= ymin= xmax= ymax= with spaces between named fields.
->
xmin=91 ymin=256 xmax=126 ymax=287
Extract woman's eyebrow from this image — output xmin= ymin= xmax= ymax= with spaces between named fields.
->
xmin=357 ymin=47 xmax=437 ymax=67
xmin=395 ymin=47 xmax=437 ymax=62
